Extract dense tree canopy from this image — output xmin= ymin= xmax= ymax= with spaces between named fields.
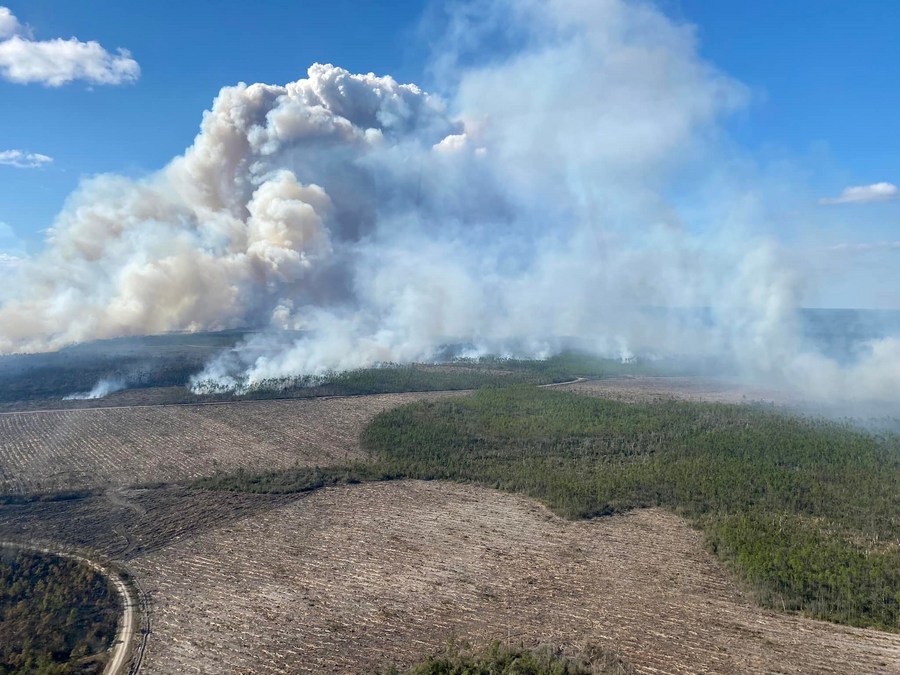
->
xmin=0 ymin=548 xmax=120 ymax=674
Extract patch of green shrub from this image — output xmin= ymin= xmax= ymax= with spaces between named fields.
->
xmin=384 ymin=642 xmax=632 ymax=675
xmin=197 ymin=385 xmax=900 ymax=631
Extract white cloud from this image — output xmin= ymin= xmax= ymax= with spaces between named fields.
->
xmin=0 ymin=6 xmax=139 ymax=86
xmin=0 ymin=6 xmax=23 ymax=39
xmin=0 ymin=252 xmax=22 ymax=266
xmin=0 ymin=149 xmax=53 ymax=168
xmin=829 ymin=241 xmax=900 ymax=254
xmin=819 ymin=182 xmax=898 ymax=205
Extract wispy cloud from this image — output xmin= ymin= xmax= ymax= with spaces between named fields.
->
xmin=0 ymin=149 xmax=53 ymax=168
xmin=0 ymin=6 xmax=139 ymax=86
xmin=819 ymin=182 xmax=898 ymax=205
xmin=0 ymin=221 xmax=25 ymax=267
xmin=829 ymin=241 xmax=900 ymax=254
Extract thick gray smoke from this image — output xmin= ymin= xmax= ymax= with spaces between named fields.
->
xmin=1 ymin=0 xmax=898 ymax=402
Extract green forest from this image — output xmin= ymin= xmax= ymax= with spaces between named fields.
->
xmin=201 ymin=386 xmax=900 ymax=631
xmin=0 ymin=548 xmax=120 ymax=674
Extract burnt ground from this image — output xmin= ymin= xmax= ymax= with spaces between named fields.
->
xmin=1 ymin=381 xmax=899 ymax=673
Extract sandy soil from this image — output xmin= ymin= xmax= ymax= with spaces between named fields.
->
xmin=0 ymin=392 xmax=462 ymax=494
xmin=128 ymin=481 xmax=900 ymax=675
xmin=554 ymin=377 xmax=795 ymax=405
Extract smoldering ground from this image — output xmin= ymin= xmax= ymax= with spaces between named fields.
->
xmin=1 ymin=0 xmax=898 ymax=404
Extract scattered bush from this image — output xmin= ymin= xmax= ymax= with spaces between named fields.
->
xmin=385 ymin=641 xmax=632 ymax=675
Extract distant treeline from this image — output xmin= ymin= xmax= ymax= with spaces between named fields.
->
xmin=200 ymin=387 xmax=900 ymax=631
xmin=0 ymin=339 xmax=689 ymax=407
xmin=221 ymin=352 xmax=687 ymax=398
xmin=0 ymin=331 xmax=247 ymax=403
xmin=0 ymin=547 xmax=120 ymax=674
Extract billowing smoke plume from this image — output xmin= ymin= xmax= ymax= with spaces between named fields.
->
xmin=1 ymin=0 xmax=898 ymax=402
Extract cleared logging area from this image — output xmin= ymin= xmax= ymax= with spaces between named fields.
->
xmin=554 ymin=377 xmax=792 ymax=404
xmin=0 ymin=392 xmax=461 ymax=494
xmin=360 ymin=387 xmax=900 ymax=630
xmin=2 ymin=378 xmax=899 ymax=673
xmin=127 ymin=481 xmax=900 ymax=675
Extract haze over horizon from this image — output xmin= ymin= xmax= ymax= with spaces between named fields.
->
xmin=0 ymin=0 xmax=898 ymax=401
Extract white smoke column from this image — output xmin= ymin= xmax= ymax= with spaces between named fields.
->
xmin=62 ymin=377 xmax=126 ymax=400
xmin=0 ymin=0 xmax=897 ymax=403
xmin=0 ymin=65 xmax=454 ymax=353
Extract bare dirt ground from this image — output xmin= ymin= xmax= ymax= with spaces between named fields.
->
xmin=3 ymin=382 xmax=899 ymax=673
xmin=124 ymin=481 xmax=899 ymax=675
xmin=556 ymin=376 xmax=797 ymax=405
xmin=0 ymin=392 xmax=462 ymax=494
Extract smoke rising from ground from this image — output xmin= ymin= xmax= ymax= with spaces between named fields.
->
xmin=62 ymin=377 xmax=126 ymax=400
xmin=1 ymin=0 xmax=898 ymax=403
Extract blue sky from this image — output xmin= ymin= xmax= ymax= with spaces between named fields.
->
xmin=0 ymin=0 xmax=898 ymax=307
xmin=0 ymin=0 xmax=429 ymax=249
xmin=673 ymin=1 xmax=898 ymax=174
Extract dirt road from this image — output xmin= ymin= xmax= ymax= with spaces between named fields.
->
xmin=102 ymin=566 xmax=138 ymax=675
xmin=0 ymin=541 xmax=138 ymax=674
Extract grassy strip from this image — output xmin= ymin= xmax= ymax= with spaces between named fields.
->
xmin=383 ymin=641 xmax=632 ymax=674
xmin=0 ymin=490 xmax=95 ymax=506
xmin=193 ymin=464 xmax=391 ymax=494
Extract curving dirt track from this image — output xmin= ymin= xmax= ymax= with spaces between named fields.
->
xmin=0 ymin=392 xmax=462 ymax=494
xmin=128 ymin=481 xmax=900 ymax=675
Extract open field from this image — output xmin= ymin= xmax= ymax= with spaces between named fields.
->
xmin=3 ymin=479 xmax=898 ymax=673
xmin=120 ymin=481 xmax=899 ymax=674
xmin=555 ymin=376 xmax=795 ymax=405
xmin=361 ymin=387 xmax=900 ymax=629
xmin=0 ymin=391 xmax=462 ymax=494
xmin=1 ymin=377 xmax=899 ymax=673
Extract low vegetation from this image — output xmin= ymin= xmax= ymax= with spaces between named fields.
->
xmin=386 ymin=642 xmax=632 ymax=675
xmin=193 ymin=351 xmax=691 ymax=398
xmin=0 ymin=547 xmax=120 ymax=674
xmin=201 ymin=386 xmax=900 ymax=631
xmin=1 ymin=339 xmax=692 ymax=410
xmin=193 ymin=464 xmax=391 ymax=494
xmin=364 ymin=387 xmax=900 ymax=630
